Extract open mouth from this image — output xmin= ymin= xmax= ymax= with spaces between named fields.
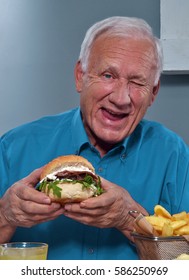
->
xmin=101 ymin=108 xmax=128 ymax=121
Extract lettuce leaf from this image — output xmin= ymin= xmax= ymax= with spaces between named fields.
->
xmin=37 ymin=174 xmax=103 ymax=198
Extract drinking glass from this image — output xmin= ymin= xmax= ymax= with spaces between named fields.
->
xmin=0 ymin=242 xmax=48 ymax=260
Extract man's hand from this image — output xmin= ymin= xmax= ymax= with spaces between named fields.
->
xmin=63 ymin=177 xmax=148 ymax=240
xmin=0 ymin=168 xmax=64 ymax=242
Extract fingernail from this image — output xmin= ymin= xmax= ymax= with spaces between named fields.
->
xmin=64 ymin=204 xmax=71 ymax=211
xmin=43 ymin=197 xmax=51 ymax=204
xmin=80 ymin=202 xmax=86 ymax=208
xmin=52 ymin=203 xmax=61 ymax=209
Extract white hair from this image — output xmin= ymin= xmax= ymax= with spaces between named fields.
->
xmin=79 ymin=16 xmax=163 ymax=85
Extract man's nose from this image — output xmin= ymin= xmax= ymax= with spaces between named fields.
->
xmin=109 ymin=78 xmax=131 ymax=106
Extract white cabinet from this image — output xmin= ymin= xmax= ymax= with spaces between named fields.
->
xmin=160 ymin=0 xmax=189 ymax=73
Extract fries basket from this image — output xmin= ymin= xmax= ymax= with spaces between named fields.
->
xmin=132 ymin=232 xmax=189 ymax=260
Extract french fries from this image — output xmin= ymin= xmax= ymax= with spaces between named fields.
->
xmin=144 ymin=205 xmax=189 ymax=237
xmin=175 ymin=253 xmax=189 ymax=260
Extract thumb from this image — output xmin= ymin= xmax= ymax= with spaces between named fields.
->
xmin=100 ymin=177 xmax=116 ymax=191
xmin=22 ymin=167 xmax=44 ymax=187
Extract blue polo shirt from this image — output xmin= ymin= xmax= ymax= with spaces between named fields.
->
xmin=1 ymin=107 xmax=189 ymax=259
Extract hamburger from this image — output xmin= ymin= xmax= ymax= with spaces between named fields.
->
xmin=38 ymin=155 xmax=103 ymax=204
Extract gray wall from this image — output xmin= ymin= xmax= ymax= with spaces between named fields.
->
xmin=0 ymin=0 xmax=189 ymax=145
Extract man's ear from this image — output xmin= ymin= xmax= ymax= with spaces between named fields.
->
xmin=74 ymin=61 xmax=84 ymax=93
xmin=149 ymin=79 xmax=160 ymax=106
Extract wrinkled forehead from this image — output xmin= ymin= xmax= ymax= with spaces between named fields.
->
xmin=90 ymin=35 xmax=157 ymax=65
xmin=87 ymin=35 xmax=158 ymax=82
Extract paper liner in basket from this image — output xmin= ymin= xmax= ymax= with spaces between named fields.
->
xmin=130 ymin=211 xmax=159 ymax=236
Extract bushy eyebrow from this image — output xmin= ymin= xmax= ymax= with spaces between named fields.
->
xmin=103 ymin=66 xmax=119 ymax=73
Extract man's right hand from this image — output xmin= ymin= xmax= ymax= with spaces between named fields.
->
xmin=0 ymin=168 xmax=64 ymax=242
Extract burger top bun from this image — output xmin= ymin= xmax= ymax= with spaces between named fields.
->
xmin=40 ymin=155 xmax=95 ymax=181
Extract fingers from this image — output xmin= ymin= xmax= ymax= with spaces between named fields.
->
xmin=29 ymin=206 xmax=65 ymax=223
xmin=1 ymin=167 xmax=64 ymax=228
xmin=63 ymin=177 xmax=119 ymax=211
xmin=3 ymin=188 xmax=65 ymax=227
xmin=100 ymin=177 xmax=116 ymax=190
xmin=22 ymin=167 xmax=43 ymax=187
xmin=79 ymin=194 xmax=113 ymax=209
xmin=62 ymin=178 xmax=133 ymax=230
xmin=20 ymin=200 xmax=61 ymax=215
xmin=15 ymin=183 xmax=51 ymax=205
xmin=11 ymin=206 xmax=65 ymax=228
xmin=63 ymin=203 xmax=108 ymax=227
xmin=79 ymin=177 xmax=117 ymax=209
xmin=64 ymin=202 xmax=108 ymax=215
xmin=12 ymin=167 xmax=51 ymax=205
xmin=63 ymin=212 xmax=95 ymax=226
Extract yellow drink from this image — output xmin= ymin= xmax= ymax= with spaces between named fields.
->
xmin=0 ymin=242 xmax=48 ymax=260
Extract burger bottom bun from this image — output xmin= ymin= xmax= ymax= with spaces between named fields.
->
xmin=43 ymin=182 xmax=95 ymax=204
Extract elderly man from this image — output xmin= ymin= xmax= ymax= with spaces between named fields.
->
xmin=0 ymin=16 xmax=189 ymax=259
